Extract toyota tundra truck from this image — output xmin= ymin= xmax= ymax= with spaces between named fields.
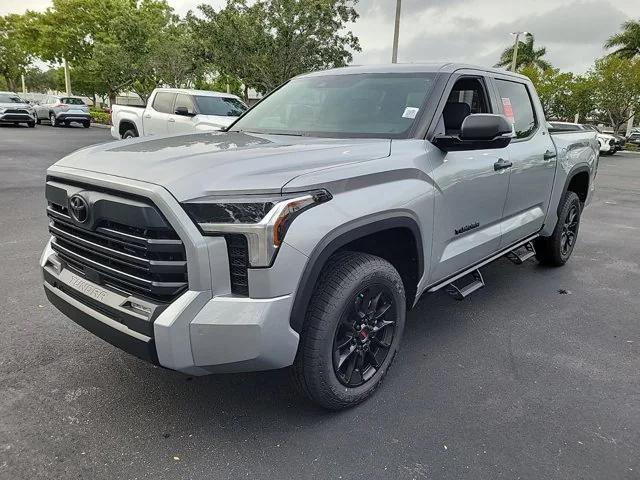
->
xmin=41 ymin=64 xmax=598 ymax=409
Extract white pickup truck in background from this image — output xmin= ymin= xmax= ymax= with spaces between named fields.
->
xmin=110 ymin=88 xmax=248 ymax=139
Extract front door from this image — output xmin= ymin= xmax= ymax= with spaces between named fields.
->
xmin=429 ymin=75 xmax=512 ymax=282
xmin=168 ymin=94 xmax=197 ymax=135
xmin=493 ymin=78 xmax=557 ymax=247
xmin=143 ymin=91 xmax=175 ymax=136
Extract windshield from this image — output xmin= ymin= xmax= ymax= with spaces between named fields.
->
xmin=0 ymin=94 xmax=24 ymax=103
xmin=60 ymin=97 xmax=85 ymax=105
xmin=231 ymin=73 xmax=437 ymax=138
xmin=195 ymin=96 xmax=247 ymax=117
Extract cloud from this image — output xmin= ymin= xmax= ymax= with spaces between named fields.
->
xmin=352 ymin=0 xmax=635 ymax=73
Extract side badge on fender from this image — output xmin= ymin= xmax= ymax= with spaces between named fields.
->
xmin=455 ymin=222 xmax=480 ymax=235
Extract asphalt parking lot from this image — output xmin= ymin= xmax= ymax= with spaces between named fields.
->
xmin=1 ymin=123 xmax=638 ymax=480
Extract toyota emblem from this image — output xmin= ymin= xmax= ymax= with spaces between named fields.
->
xmin=68 ymin=194 xmax=89 ymax=223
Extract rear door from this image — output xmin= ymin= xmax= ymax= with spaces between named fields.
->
xmin=143 ymin=91 xmax=175 ymax=136
xmin=428 ymin=73 xmax=512 ymax=282
xmin=491 ymin=77 xmax=557 ymax=247
xmin=168 ymin=94 xmax=197 ymax=135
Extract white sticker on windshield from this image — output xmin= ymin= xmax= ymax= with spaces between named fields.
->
xmin=402 ymin=107 xmax=419 ymax=119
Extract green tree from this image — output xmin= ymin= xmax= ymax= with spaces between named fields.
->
xmin=189 ymin=0 xmax=361 ymax=97
xmin=604 ymin=20 xmax=640 ymax=58
xmin=0 ymin=14 xmax=33 ymax=91
xmin=521 ymin=67 xmax=595 ymax=122
xmin=588 ymin=56 xmax=640 ymax=133
xmin=23 ymin=66 xmax=58 ymax=92
xmin=495 ymin=35 xmax=552 ymax=72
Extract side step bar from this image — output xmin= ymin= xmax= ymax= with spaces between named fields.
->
xmin=445 ymin=270 xmax=484 ymax=300
xmin=427 ymin=234 xmax=539 ymax=294
xmin=505 ymin=241 xmax=536 ymax=265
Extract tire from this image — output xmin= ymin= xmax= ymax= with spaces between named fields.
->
xmin=83 ymin=121 xmax=90 ymax=128
xmin=122 ymin=129 xmax=137 ymax=139
xmin=49 ymin=113 xmax=58 ymax=127
xmin=27 ymin=122 xmax=35 ymax=128
xmin=292 ymin=251 xmax=406 ymax=410
xmin=535 ymin=191 xmax=582 ymax=266
xmin=36 ymin=117 xmax=41 ymax=125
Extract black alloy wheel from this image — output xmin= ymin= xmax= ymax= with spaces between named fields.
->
xmin=333 ymin=285 xmax=396 ymax=387
xmin=560 ymin=204 xmax=579 ymax=257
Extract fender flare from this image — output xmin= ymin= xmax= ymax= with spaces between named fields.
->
xmin=558 ymin=164 xmax=590 ymax=215
xmin=289 ymin=212 xmax=424 ymax=334
xmin=119 ymin=119 xmax=139 ymax=137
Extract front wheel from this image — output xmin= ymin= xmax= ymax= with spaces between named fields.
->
xmin=292 ymin=251 xmax=406 ymax=410
xmin=83 ymin=121 xmax=90 ymax=128
xmin=49 ymin=113 xmax=58 ymax=127
xmin=535 ymin=191 xmax=582 ymax=266
xmin=27 ymin=121 xmax=35 ymax=128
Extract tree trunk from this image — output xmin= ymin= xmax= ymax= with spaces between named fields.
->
xmin=244 ymin=84 xmax=249 ymax=103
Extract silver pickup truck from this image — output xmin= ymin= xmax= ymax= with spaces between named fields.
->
xmin=41 ymin=64 xmax=598 ymax=409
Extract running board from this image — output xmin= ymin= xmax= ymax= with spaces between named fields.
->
xmin=505 ymin=241 xmax=536 ymax=265
xmin=426 ymin=234 xmax=539 ymax=294
xmin=445 ymin=269 xmax=484 ymax=300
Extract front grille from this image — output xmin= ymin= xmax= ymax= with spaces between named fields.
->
xmin=5 ymin=108 xmax=29 ymax=114
xmin=2 ymin=114 xmax=30 ymax=121
xmin=46 ymin=187 xmax=188 ymax=302
xmin=224 ymin=234 xmax=249 ymax=296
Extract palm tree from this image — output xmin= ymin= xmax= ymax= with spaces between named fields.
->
xmin=495 ymin=35 xmax=552 ymax=72
xmin=605 ymin=20 xmax=640 ymax=58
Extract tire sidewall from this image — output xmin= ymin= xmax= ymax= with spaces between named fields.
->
xmin=552 ymin=192 xmax=582 ymax=264
xmin=122 ymin=129 xmax=136 ymax=139
xmin=314 ymin=264 xmax=406 ymax=404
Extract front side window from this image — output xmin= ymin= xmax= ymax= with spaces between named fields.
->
xmin=231 ymin=73 xmax=437 ymax=138
xmin=495 ymin=79 xmax=537 ymax=139
xmin=194 ymin=96 xmax=247 ymax=117
xmin=441 ymin=77 xmax=490 ymax=135
xmin=174 ymin=94 xmax=196 ymax=114
xmin=152 ymin=92 xmax=176 ymax=114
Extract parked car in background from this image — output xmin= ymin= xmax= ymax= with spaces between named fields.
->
xmin=42 ymin=64 xmax=598 ymax=409
xmin=0 ymin=91 xmax=37 ymax=128
xmin=549 ymin=122 xmax=615 ymax=155
xmin=627 ymin=131 xmax=640 ymax=146
xmin=110 ymin=88 xmax=248 ymax=139
xmin=586 ymin=125 xmax=626 ymax=151
xmin=34 ymin=95 xmax=91 ymax=128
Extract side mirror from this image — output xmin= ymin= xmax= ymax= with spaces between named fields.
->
xmin=433 ymin=114 xmax=513 ymax=151
xmin=174 ymin=106 xmax=194 ymax=117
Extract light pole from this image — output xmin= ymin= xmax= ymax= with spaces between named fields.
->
xmin=391 ymin=0 xmax=401 ymax=63
xmin=510 ymin=31 xmax=530 ymax=72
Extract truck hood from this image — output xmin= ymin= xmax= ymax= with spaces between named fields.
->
xmin=195 ymin=114 xmax=239 ymax=129
xmin=54 ymin=131 xmax=391 ymax=201
xmin=0 ymin=102 xmax=31 ymax=110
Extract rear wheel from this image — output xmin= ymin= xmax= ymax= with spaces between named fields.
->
xmin=535 ymin=191 xmax=581 ymax=266
xmin=27 ymin=121 xmax=35 ymax=128
xmin=292 ymin=251 xmax=406 ymax=410
xmin=83 ymin=121 xmax=90 ymax=128
xmin=122 ymin=129 xmax=137 ymax=139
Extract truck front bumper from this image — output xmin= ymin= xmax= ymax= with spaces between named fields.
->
xmin=41 ymin=167 xmax=302 ymax=375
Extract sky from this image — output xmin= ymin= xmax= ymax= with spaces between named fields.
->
xmin=2 ymin=0 xmax=639 ymax=73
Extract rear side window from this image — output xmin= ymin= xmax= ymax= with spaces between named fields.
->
xmin=152 ymin=92 xmax=176 ymax=113
xmin=495 ymin=79 xmax=537 ymax=139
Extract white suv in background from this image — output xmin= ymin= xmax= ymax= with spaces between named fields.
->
xmin=110 ymin=88 xmax=248 ymax=139
xmin=34 ymin=95 xmax=91 ymax=128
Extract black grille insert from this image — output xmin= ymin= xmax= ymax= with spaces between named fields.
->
xmin=224 ymin=234 xmax=249 ymax=296
xmin=46 ymin=184 xmax=188 ymax=302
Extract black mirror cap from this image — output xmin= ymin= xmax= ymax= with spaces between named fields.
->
xmin=174 ymin=106 xmax=194 ymax=116
xmin=460 ymin=114 xmax=513 ymax=141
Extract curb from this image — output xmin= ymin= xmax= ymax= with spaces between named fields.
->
xmin=90 ymin=123 xmax=111 ymax=129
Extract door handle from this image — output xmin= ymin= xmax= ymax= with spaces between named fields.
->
xmin=168 ymin=118 xmax=175 ymax=123
xmin=144 ymin=114 xmax=151 ymax=119
xmin=543 ymin=149 xmax=557 ymax=160
xmin=494 ymin=158 xmax=513 ymax=171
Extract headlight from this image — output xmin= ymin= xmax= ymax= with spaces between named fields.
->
xmin=0 ymin=108 xmax=6 ymax=114
xmin=182 ymin=189 xmax=332 ymax=267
